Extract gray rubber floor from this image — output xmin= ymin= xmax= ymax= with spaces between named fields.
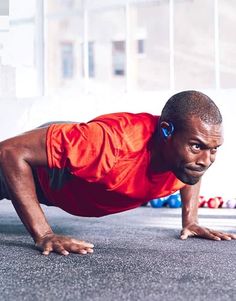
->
xmin=0 ymin=199 xmax=236 ymax=301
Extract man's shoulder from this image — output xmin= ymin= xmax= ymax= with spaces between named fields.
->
xmin=91 ymin=112 xmax=159 ymax=130
xmin=90 ymin=112 xmax=159 ymax=152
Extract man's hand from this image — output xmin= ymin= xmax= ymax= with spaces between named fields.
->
xmin=0 ymin=129 xmax=95 ymax=256
xmin=35 ymin=234 xmax=94 ymax=256
xmin=180 ymin=223 xmax=236 ymax=241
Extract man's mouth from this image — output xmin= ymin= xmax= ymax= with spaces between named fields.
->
xmin=184 ymin=167 xmax=206 ymax=177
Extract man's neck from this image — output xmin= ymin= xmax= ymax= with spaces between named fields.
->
xmin=149 ymin=138 xmax=171 ymax=174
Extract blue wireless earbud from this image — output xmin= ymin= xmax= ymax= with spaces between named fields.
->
xmin=161 ymin=122 xmax=174 ymax=139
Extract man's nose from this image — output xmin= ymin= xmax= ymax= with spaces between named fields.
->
xmin=196 ymin=150 xmax=215 ymax=167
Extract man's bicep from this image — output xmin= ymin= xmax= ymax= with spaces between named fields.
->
xmin=0 ymin=127 xmax=48 ymax=167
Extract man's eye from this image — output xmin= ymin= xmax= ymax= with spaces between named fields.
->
xmin=191 ymin=144 xmax=201 ymax=151
xmin=211 ymin=147 xmax=218 ymax=154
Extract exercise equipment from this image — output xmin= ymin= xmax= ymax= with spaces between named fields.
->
xmin=207 ymin=197 xmax=224 ymax=208
xmin=150 ymin=197 xmax=167 ymax=208
xmin=150 ymin=193 xmax=182 ymax=208
xmin=226 ymin=199 xmax=236 ymax=208
xmin=198 ymin=196 xmax=206 ymax=207
xmin=167 ymin=193 xmax=182 ymax=208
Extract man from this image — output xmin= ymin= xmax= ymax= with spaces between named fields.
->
xmin=0 ymin=90 xmax=235 ymax=256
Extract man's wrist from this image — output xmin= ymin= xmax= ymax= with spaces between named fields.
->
xmin=33 ymin=229 xmax=54 ymax=243
xmin=182 ymin=220 xmax=198 ymax=228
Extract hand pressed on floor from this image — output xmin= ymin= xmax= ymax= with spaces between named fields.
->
xmin=180 ymin=223 xmax=236 ymax=241
xmin=35 ymin=233 xmax=94 ymax=256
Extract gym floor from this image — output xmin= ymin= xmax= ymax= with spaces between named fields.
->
xmin=0 ymin=199 xmax=236 ymax=301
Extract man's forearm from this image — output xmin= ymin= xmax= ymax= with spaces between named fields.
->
xmin=0 ymin=128 xmax=53 ymax=242
xmin=12 ymin=201 xmax=53 ymax=242
xmin=0 ymin=155 xmax=53 ymax=242
xmin=10 ymin=181 xmax=54 ymax=243
xmin=181 ymin=197 xmax=199 ymax=227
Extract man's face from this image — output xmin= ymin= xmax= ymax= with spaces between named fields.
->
xmin=167 ymin=116 xmax=223 ymax=185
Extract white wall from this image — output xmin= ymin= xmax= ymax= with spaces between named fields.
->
xmin=0 ymin=89 xmax=235 ymax=199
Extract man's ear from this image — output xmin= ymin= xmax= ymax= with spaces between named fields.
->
xmin=160 ymin=121 xmax=175 ymax=139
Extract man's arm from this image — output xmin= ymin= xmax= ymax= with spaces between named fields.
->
xmin=0 ymin=128 xmax=94 ymax=255
xmin=180 ymin=180 xmax=236 ymax=240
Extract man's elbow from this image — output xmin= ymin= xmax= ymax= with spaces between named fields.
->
xmin=0 ymin=142 xmax=21 ymax=168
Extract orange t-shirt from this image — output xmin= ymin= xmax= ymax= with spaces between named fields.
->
xmin=36 ymin=112 xmax=185 ymax=217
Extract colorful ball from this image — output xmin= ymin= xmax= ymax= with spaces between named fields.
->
xmin=226 ymin=199 xmax=236 ymax=209
xmin=208 ymin=197 xmax=221 ymax=209
xmin=216 ymin=196 xmax=224 ymax=208
xmin=150 ymin=198 xmax=166 ymax=208
xmin=167 ymin=194 xmax=182 ymax=208
xmin=207 ymin=197 xmax=224 ymax=208
xmin=198 ymin=196 xmax=206 ymax=208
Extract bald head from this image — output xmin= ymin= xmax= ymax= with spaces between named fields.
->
xmin=160 ymin=91 xmax=222 ymax=132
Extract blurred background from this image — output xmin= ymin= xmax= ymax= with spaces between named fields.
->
xmin=0 ymin=0 xmax=236 ymax=198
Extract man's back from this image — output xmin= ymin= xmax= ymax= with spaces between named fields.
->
xmin=36 ymin=112 xmax=185 ymax=217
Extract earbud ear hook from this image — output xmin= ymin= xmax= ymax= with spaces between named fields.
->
xmin=161 ymin=122 xmax=175 ymax=139
xmin=169 ymin=122 xmax=174 ymax=135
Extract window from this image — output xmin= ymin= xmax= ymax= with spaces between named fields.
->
xmin=87 ymin=7 xmax=126 ymax=92
xmin=112 ymin=40 xmax=125 ymax=76
xmin=88 ymin=42 xmax=95 ymax=78
xmin=0 ymin=0 xmax=39 ymax=98
xmin=61 ymin=42 xmax=74 ymax=79
xmin=58 ymin=0 xmax=74 ymax=8
xmin=219 ymin=0 xmax=236 ymax=88
xmin=19 ymin=0 xmax=236 ymax=97
xmin=130 ymin=2 xmax=170 ymax=90
xmin=174 ymin=0 xmax=215 ymax=89
xmin=137 ymin=39 xmax=145 ymax=54
xmin=0 ymin=0 xmax=9 ymax=15
xmin=81 ymin=42 xmax=95 ymax=78
xmin=0 ymin=0 xmax=9 ymax=31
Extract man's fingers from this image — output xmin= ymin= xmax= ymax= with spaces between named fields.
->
xmin=71 ymin=239 xmax=94 ymax=249
xmin=36 ymin=234 xmax=95 ymax=255
xmin=86 ymin=248 xmax=94 ymax=254
xmin=200 ymin=228 xmax=236 ymax=240
xmin=35 ymin=240 xmax=53 ymax=255
xmin=229 ymin=233 xmax=236 ymax=240
xmin=66 ymin=242 xmax=94 ymax=254
xmin=202 ymin=231 xmax=221 ymax=241
xmin=67 ymin=239 xmax=94 ymax=254
xmin=42 ymin=245 xmax=53 ymax=256
xmin=54 ymin=243 xmax=70 ymax=256
xmin=180 ymin=228 xmax=194 ymax=240
xmin=209 ymin=230 xmax=236 ymax=241
xmin=180 ymin=233 xmax=188 ymax=240
xmin=42 ymin=243 xmax=70 ymax=256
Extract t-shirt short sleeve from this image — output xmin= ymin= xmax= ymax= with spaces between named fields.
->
xmin=46 ymin=122 xmax=119 ymax=182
